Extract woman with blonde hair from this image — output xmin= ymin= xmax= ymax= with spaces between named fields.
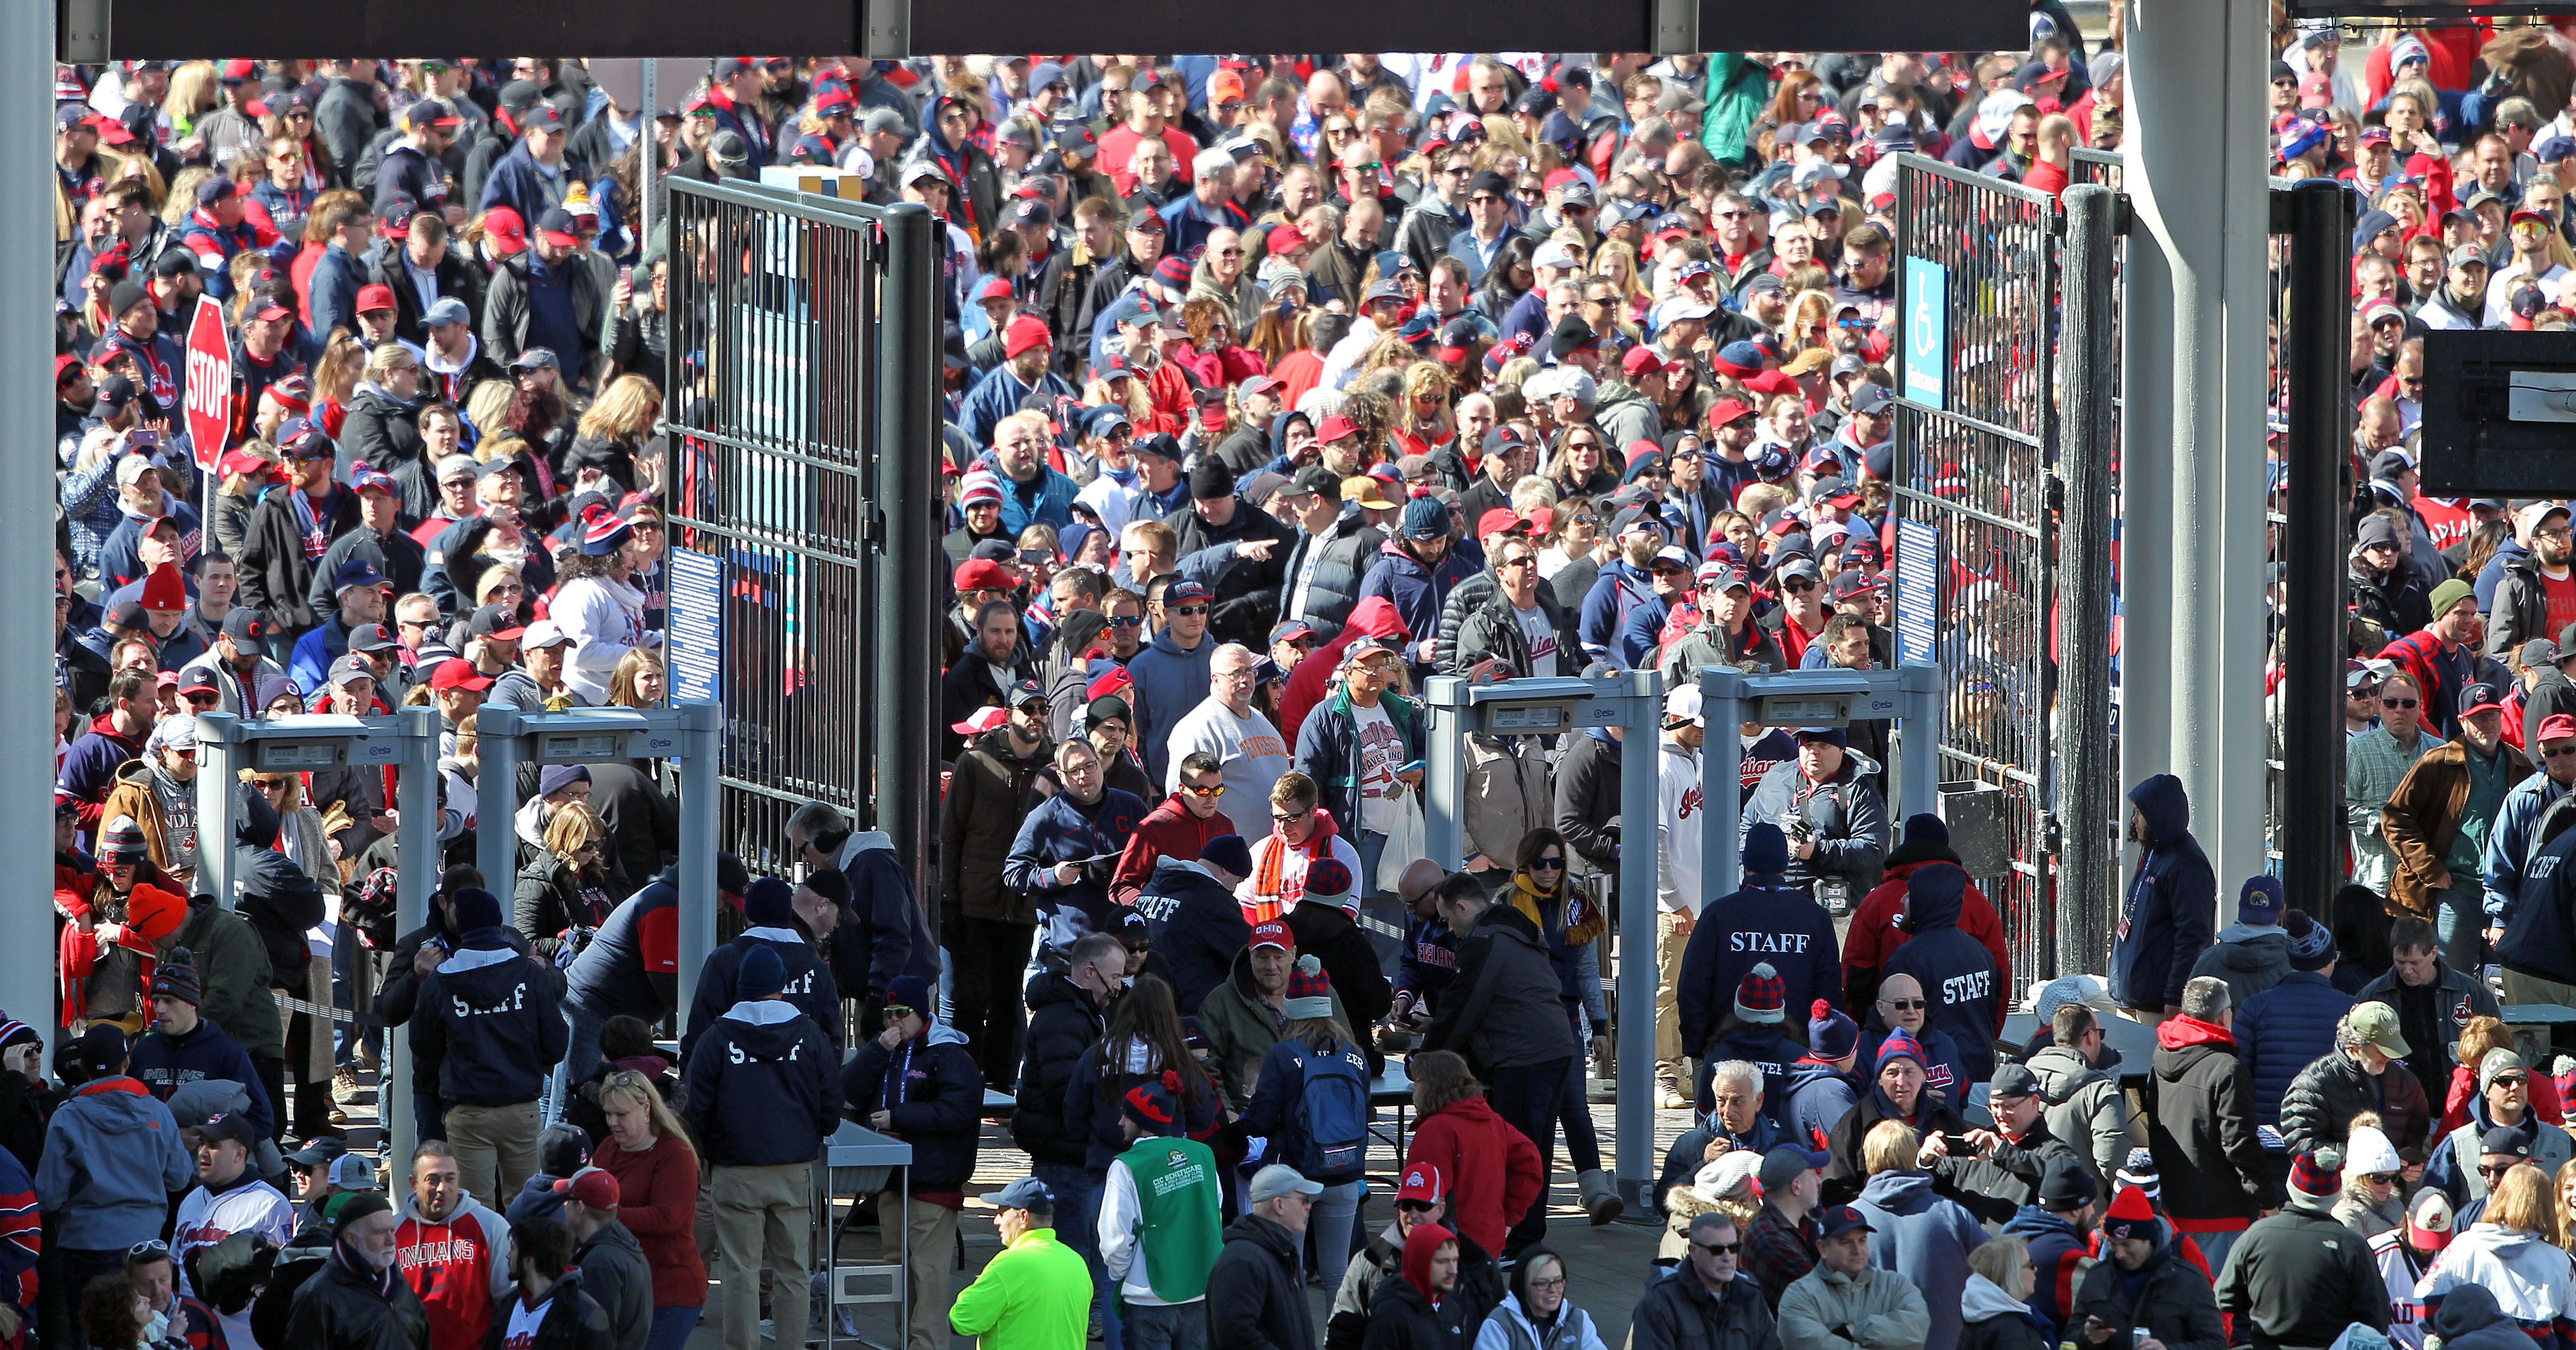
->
xmin=1390 ymin=359 xmax=1455 ymax=459
xmin=1960 ymin=1235 xmax=2047 ymax=1350
xmin=311 ymin=332 xmax=368 ymax=438
xmin=1592 ymin=241 xmax=1652 ymax=323
xmin=608 ymin=648 xmax=666 ymax=709
xmin=2416 ymin=1160 xmax=2576 ymax=1323
xmin=591 ymin=1068 xmax=707 ymax=1350
xmin=1785 ymin=288 xmax=1838 ymax=349
xmin=569 ymin=374 xmax=664 ymax=497
xmin=515 ymin=800 xmax=616 ymax=962
xmin=164 ymin=62 xmax=222 ymax=136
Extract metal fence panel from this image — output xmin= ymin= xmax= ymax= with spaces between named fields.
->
xmin=1891 ymin=153 xmax=2064 ymax=987
xmin=661 ymin=178 xmax=897 ymax=892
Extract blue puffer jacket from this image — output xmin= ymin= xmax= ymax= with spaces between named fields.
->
xmin=2233 ymin=970 xmax=2355 ymax=1127
xmin=2110 ymin=775 xmax=2215 ymax=1012
xmin=842 ymin=1021 xmax=982 ymax=1192
xmin=1882 ymin=865 xmax=2004 ymax=1087
xmin=1132 ymin=858 xmax=1248 ymax=1015
xmin=1355 ymin=539 xmax=1479 ymax=684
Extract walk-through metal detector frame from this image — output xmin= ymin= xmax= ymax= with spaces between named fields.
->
xmin=195 ymin=708 xmax=441 ymax=1162
xmin=1697 ymin=664 xmax=1942 ymax=900
xmin=474 ymin=704 xmax=725 ymax=1015
xmin=1420 ymin=670 xmax=1666 ymax=1211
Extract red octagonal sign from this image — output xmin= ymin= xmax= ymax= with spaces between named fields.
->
xmin=182 ymin=295 xmax=230 ymax=472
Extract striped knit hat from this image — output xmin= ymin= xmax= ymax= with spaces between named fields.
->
xmin=1283 ymin=955 xmax=1334 ymax=1020
xmin=98 ymin=815 xmax=147 ymax=865
xmin=1873 ymin=1028 xmax=1927 ymax=1072
xmin=1301 ymin=858 xmax=1354 ymax=909
xmin=1122 ymin=1070 xmax=1182 ymax=1131
xmin=150 ymin=947 xmax=202 ymax=1006
xmin=580 ymin=503 xmax=634 ymax=557
xmin=2288 ymin=1147 xmax=2342 ymax=1202
xmin=1734 ymin=963 xmax=1787 ymax=1025
xmin=959 ymin=470 xmax=1006 ymax=508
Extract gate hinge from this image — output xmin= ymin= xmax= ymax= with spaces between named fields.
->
xmin=2111 ymin=194 xmax=2134 ymax=237
xmin=862 ymin=507 xmax=887 ymax=548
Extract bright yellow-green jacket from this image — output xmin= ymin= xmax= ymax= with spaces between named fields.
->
xmin=948 ymin=1224 xmax=1091 ymax=1350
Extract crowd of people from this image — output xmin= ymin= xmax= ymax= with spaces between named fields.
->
xmin=30 ymin=16 xmax=2576 ymax=1350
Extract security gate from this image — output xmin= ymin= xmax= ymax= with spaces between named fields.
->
xmin=1891 ymin=153 xmax=2123 ymax=986
xmin=660 ymin=178 xmax=945 ymax=899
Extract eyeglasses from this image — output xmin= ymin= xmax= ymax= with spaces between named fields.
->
xmin=1883 ymin=998 xmax=1927 ymax=1011
xmin=1106 ymin=614 xmax=1142 ymax=628
xmin=1692 ymin=1241 xmax=1742 ymax=1255
xmin=2480 ymin=1162 xmax=2516 ymax=1179
xmin=884 ymin=1004 xmax=918 ymax=1020
xmin=1715 ymin=209 xmax=1750 ymax=220
xmin=1272 ymin=809 xmax=1312 ymax=823
xmin=1529 ymin=1276 xmax=1569 ymax=1290
xmin=2381 ymin=697 xmax=2419 ymax=710
xmin=1532 ymin=856 xmax=1566 ymax=870
xmin=1183 ymin=783 xmax=1226 ymax=798
xmin=1169 ymin=605 xmax=1207 ymax=616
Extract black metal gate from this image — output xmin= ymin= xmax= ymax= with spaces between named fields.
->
xmin=660 ymin=178 xmax=944 ymax=897
xmin=1890 ymin=155 xmax=2068 ymax=986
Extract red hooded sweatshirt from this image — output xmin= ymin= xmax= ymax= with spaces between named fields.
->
xmin=1111 ymin=792 xmax=1240 ymax=897
xmin=1404 ymin=1095 xmax=1543 ymax=1257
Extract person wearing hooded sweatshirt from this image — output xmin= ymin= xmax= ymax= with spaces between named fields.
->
xmin=1690 ymin=972 xmax=1807 ymax=1135
xmin=391 ymin=1140 xmax=515 ymax=1350
xmin=2000 ymin=1158 xmax=2101 ymax=1342
xmin=2110 ymin=774 xmax=2216 ymax=1019
xmin=2147 ymin=976 xmax=2269 ymax=1272
xmin=2066 ymin=1187 xmax=2224 ymax=1350
xmin=2419 ymin=1284 xmax=2546 ymax=1350
xmin=843 ymin=974 xmax=981 ymax=1350
xmin=1006 ymin=736 xmax=1147 ymax=958
xmin=1402 ymin=1050 xmax=1545 ymax=1267
xmin=2188 ymin=877 xmax=2294 ymax=1011
xmin=1126 ymin=579 xmax=1219 ymax=786
xmin=2236 ymin=909 xmax=2356 ymax=1128
xmin=2424 ymin=1049 xmax=2575 ymax=1209
xmin=680 ymin=878 xmax=838 ymax=1063
xmin=2213 ymin=1149 xmax=2391 ymax=1350
xmin=1360 ymin=1220 xmax=1476 ymax=1350
xmin=37 ymin=1024 xmax=195 ymax=1321
xmin=1843 ymin=815 xmax=2010 ymax=1017
xmin=684 ymin=944 xmax=839 ymax=1350
xmin=1281 ymin=596 xmax=1411 ymax=745
xmin=1881 ymin=865 xmax=2001 ymax=1087
xmin=1785 ymin=1002 xmax=1864 ymax=1152
xmin=411 ymin=886 xmax=566 ymax=1211
xmin=1821 ymin=1031 xmax=1968 ymax=1206
xmin=1359 ymin=497 xmax=1483 ymax=686
xmin=1098 ymin=1072 xmax=1223 ymax=1347
xmin=1334 ymin=1164 xmax=1505 ymax=1350
xmin=129 ymin=950 xmax=275 ymax=1142
xmin=1683 ymin=824 xmax=1842 ymax=1077
xmin=1132 ymin=834 xmax=1253 ymax=1014
xmin=786 ymin=800 xmax=942 ymax=1015
xmin=1851 ymin=1120 xmax=1987 ymax=1350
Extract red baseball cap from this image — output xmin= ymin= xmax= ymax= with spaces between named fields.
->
xmin=1315 ymin=414 xmax=1357 ymax=443
xmin=1476 ymin=507 xmax=1530 ymax=538
xmin=1396 ymin=1163 xmax=1444 ymax=1205
xmin=355 ymin=284 xmax=396 ymax=315
xmin=1709 ymin=397 xmax=1755 ymax=428
xmin=1622 ymin=346 xmax=1675 ymax=378
xmin=1248 ymin=920 xmax=1294 ymax=952
xmin=428 ymin=658 xmax=495 ymax=692
xmin=954 ymin=558 xmax=1015 ymax=593
xmin=2540 ymin=714 xmax=2576 ymax=744
xmin=1266 ymin=223 xmax=1306 ymax=256
xmin=483 ymin=207 xmax=529 ymax=255
xmin=950 ymin=705 xmax=1009 ymax=736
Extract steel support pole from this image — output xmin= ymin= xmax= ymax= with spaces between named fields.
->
xmin=2058 ymin=185 xmax=2121 ymax=974
xmin=196 ymin=715 xmax=240 ymax=909
xmin=1700 ymin=667 xmax=1748 ymax=903
xmin=637 ymin=61 xmax=658 ymax=250
xmin=1611 ymin=671 xmax=1664 ymax=1212
xmin=385 ymin=706 xmax=439 ymax=1169
xmin=874 ymin=204 xmax=942 ymax=923
xmin=1421 ymin=678 xmax=1466 ymax=869
xmin=2125 ymin=0 xmax=2271 ymax=891
xmin=477 ymin=707 xmax=524 ymax=896
xmin=1897 ymin=663 xmax=1942 ymax=829
xmin=1 ymin=7 xmax=54 ymax=1051
xmin=2282 ymin=179 xmax=2353 ymax=917
xmin=677 ymin=700 xmax=723 ymax=1024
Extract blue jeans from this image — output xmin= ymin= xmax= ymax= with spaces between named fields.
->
xmin=1119 ymin=1300 xmax=1207 ymax=1350
xmin=1309 ymin=1180 xmax=1361 ymax=1294
xmin=2192 ymin=1226 xmax=2242 ymax=1274
xmin=2436 ymin=890 xmax=2486 ymax=976
xmin=643 ymin=1304 xmax=700 ymax=1350
xmin=1033 ymin=1163 xmax=1115 ymax=1349
xmin=545 ymin=999 xmax=608 ymax=1128
xmin=1357 ymin=831 xmax=1387 ymax=897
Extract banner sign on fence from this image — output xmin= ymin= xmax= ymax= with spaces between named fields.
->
xmin=1902 ymin=258 xmax=1948 ymax=411
xmin=1895 ymin=516 xmax=1939 ymax=668
xmin=666 ymin=547 xmax=724 ymax=705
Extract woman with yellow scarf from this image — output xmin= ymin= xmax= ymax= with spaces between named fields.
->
xmin=1501 ymin=826 xmax=1620 ymax=1223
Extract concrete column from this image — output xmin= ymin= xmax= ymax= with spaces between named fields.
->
xmin=2122 ymin=0 xmax=2272 ymax=892
xmin=2 ymin=15 xmax=57 ymax=1049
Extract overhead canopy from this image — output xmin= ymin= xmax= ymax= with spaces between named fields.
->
xmin=105 ymin=0 xmax=2024 ymax=60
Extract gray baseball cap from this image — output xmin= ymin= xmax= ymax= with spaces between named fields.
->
xmin=1248 ymin=1164 xmax=1324 ymax=1203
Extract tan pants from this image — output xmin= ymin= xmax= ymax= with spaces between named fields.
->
xmin=443 ymin=1101 xmax=538 ymax=1211
xmin=713 ymin=1163 xmax=813 ymax=1350
xmin=1657 ymin=910 xmax=1689 ymax=1082
xmin=882 ymin=1191 xmax=961 ymax=1350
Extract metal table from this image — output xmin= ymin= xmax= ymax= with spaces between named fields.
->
xmin=817 ymin=1122 xmax=913 ymax=1350
xmin=1369 ymin=1061 xmax=1415 ymax=1181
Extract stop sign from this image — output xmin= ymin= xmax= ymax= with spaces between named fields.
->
xmin=182 ymin=295 xmax=230 ymax=471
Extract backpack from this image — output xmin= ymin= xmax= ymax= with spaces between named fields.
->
xmin=1284 ymin=1040 xmax=1369 ymax=1178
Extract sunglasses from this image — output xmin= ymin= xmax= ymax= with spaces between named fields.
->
xmin=1692 ymin=1241 xmax=1743 ymax=1255
xmin=1169 ymin=605 xmax=1208 ymax=616
xmin=1533 ymin=856 xmax=1566 ymax=870
xmin=884 ymin=1004 xmax=919 ymax=1020
xmin=129 ymin=1240 xmax=170 ymax=1259
xmin=1183 ymin=783 xmax=1226 ymax=798
xmin=2381 ymin=697 xmax=2419 ymax=709
xmin=2480 ymin=1162 xmax=2517 ymax=1179
xmin=1272 ymin=809 xmax=1312 ymax=822
xmin=1106 ymin=615 xmax=1142 ymax=628
xmin=1784 ymin=577 xmax=1820 ymax=592
xmin=1883 ymin=998 xmax=1927 ymax=1011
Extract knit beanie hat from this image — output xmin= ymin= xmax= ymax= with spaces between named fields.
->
xmin=1122 ymin=1070 xmax=1183 ymax=1133
xmin=1900 ymin=813 xmax=1948 ymax=850
xmin=1189 ymin=457 xmax=1237 ymax=502
xmin=1199 ymin=834 xmax=1253 ymax=878
xmin=1873 ymin=1028 xmax=1925 ymax=1072
xmin=2481 ymin=1046 xmax=2528 ymax=1090
xmin=1283 ymin=954 xmax=1334 ymax=1020
xmin=150 ymin=947 xmax=202 ymax=1007
xmin=580 ymin=502 xmax=634 ymax=557
xmin=125 ymin=885 xmax=188 ymax=943
xmin=739 ymin=944 xmax=787 ymax=1000
xmin=1742 ymin=822 xmax=1789 ymax=876
xmin=2115 ymin=1146 xmax=2160 ymax=1198
xmin=2288 ymin=1147 xmax=2343 ymax=1203
xmin=2283 ymin=908 xmax=2336 ymax=970
xmin=1808 ymin=1000 xmax=1859 ymax=1060
xmin=1302 ymin=857 xmax=1354 ymax=908
xmin=1734 ymin=963 xmax=1787 ymax=1025
xmin=99 ymin=815 xmax=148 ymax=866
xmin=2345 ymin=1124 xmax=2401 ymax=1178
xmin=449 ymin=886 xmax=505 ymax=934
xmin=743 ymin=877 xmax=795 ymax=928
xmin=2098 ymin=1187 xmax=2157 ymax=1242
xmin=331 ymin=1190 xmax=394 ymax=1235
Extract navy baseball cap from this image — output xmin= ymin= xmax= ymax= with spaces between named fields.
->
xmin=1817 ymin=1204 xmax=1874 ymax=1238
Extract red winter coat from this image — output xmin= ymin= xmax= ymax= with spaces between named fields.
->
xmin=1843 ymin=858 xmax=2011 ymax=1015
xmin=1403 ymin=1095 xmax=1543 ymax=1257
xmin=1111 ymin=793 xmax=1239 ymax=896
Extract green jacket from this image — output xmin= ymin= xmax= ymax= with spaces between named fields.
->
xmin=1194 ymin=949 xmax=1354 ymax=1116
xmin=950 ymin=1225 xmax=1091 ymax=1350
xmin=1700 ymin=55 xmax=1774 ymax=170
xmin=168 ymin=902 xmax=283 ymax=1060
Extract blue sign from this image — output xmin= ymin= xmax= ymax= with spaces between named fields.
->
xmin=666 ymin=547 xmax=724 ymax=705
xmin=1902 ymin=257 xmax=1947 ymax=410
xmin=1895 ymin=516 xmax=1939 ymax=668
